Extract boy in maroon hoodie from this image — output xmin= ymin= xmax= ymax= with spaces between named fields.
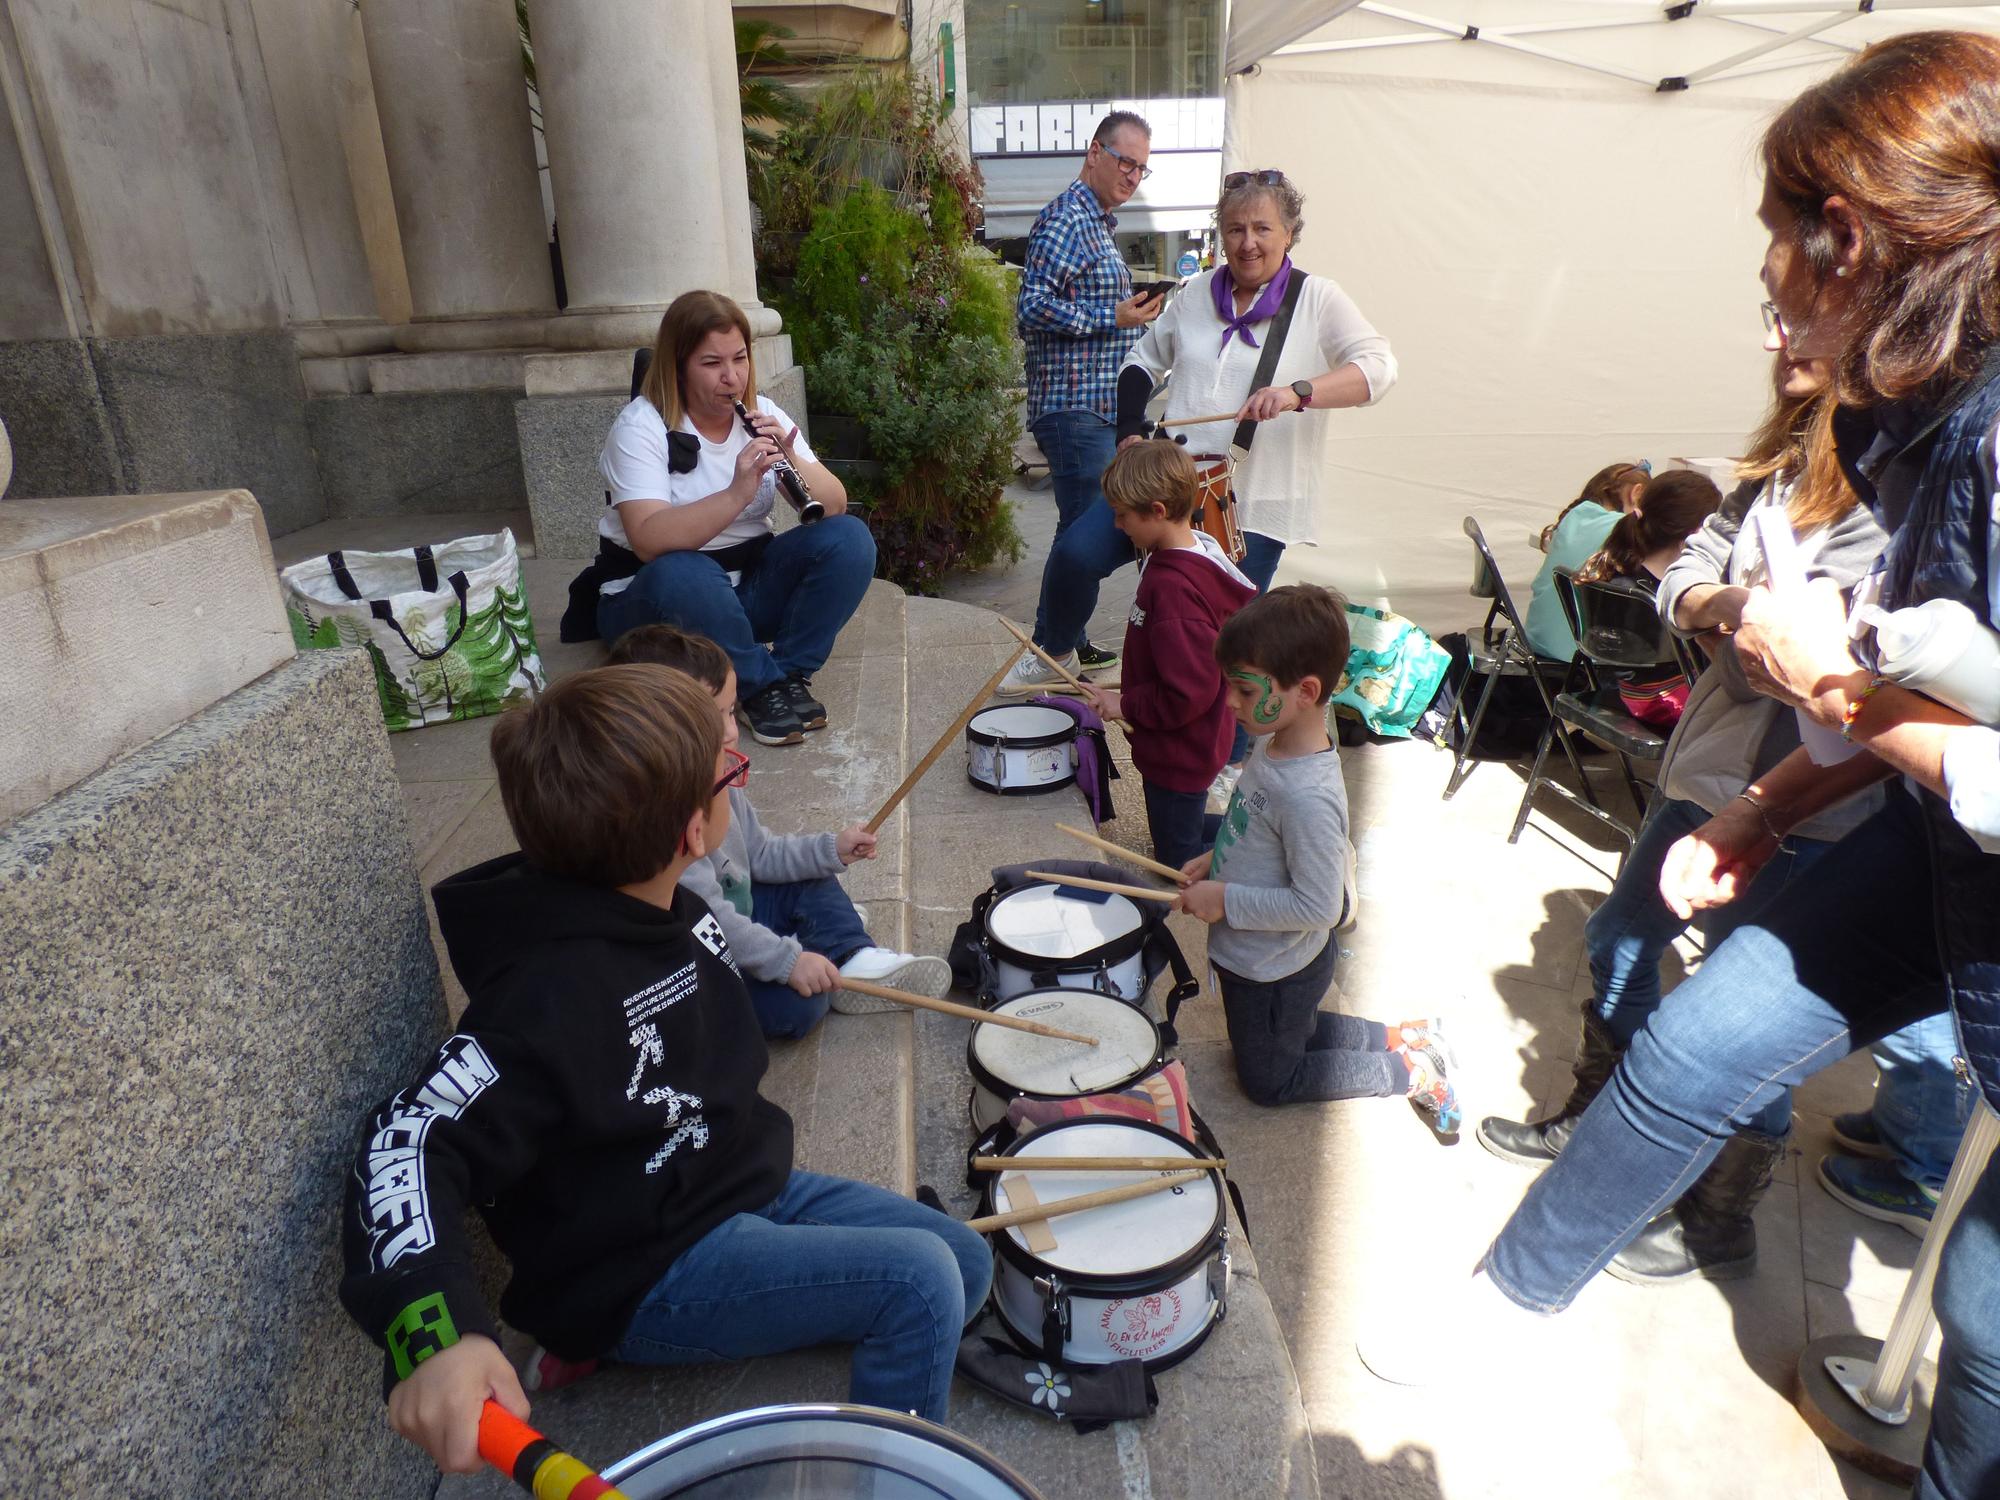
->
xmin=1084 ymin=441 xmax=1257 ymax=868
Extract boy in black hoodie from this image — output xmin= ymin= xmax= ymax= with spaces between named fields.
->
xmin=340 ymin=665 xmax=989 ymax=1474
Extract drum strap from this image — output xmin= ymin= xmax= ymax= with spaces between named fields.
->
xmin=1231 ymin=272 xmax=1309 ymax=454
xmin=954 ymin=1323 xmax=1158 ymax=1431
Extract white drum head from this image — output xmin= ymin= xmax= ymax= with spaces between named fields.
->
xmin=993 ymin=1122 xmax=1219 ymax=1274
xmin=972 ymin=991 xmax=1157 ymax=1096
xmin=986 ymin=885 xmax=1143 ymax=961
xmin=968 ymin=705 xmax=1075 ymax=740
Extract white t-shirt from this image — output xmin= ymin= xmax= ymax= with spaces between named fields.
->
xmin=596 ymin=393 xmax=817 ymax=581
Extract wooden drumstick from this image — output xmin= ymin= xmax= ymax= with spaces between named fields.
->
xmin=969 ymin=1170 xmax=1209 ymax=1233
xmin=1055 ymin=822 xmax=1184 ymax=882
xmin=835 ymin=977 xmax=1099 ymax=1046
xmin=863 ymin=647 xmax=1022 ymax=834
xmin=1023 ymin=869 xmax=1178 ymax=904
xmin=1153 ymin=409 xmax=1242 ymax=428
xmin=970 ymin=1155 xmax=1226 ymax=1172
xmin=994 ymin=617 xmax=1132 ymax=731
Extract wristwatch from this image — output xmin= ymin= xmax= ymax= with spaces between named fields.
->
xmin=1290 ymin=380 xmax=1314 ymax=410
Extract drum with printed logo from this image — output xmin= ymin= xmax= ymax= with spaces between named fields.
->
xmin=602 ymin=1404 xmax=1044 ymax=1498
xmin=981 ymin=881 xmax=1146 ymax=1002
xmin=965 ymin=704 xmax=1079 ymax=795
xmin=980 ymin=1118 xmax=1229 ymax=1371
xmin=967 ymin=988 xmax=1165 ymax=1132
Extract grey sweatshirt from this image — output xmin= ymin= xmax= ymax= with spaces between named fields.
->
xmin=678 ymin=787 xmax=847 ymax=983
xmin=1206 ymin=738 xmax=1350 ymax=982
xmin=1656 ymin=477 xmax=1888 ymax=839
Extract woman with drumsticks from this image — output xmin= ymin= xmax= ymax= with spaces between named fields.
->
xmin=997 ymin=169 xmax=1398 ymax=784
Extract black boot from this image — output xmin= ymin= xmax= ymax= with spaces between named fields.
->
xmin=1606 ymin=1128 xmax=1790 ymax=1285
xmin=1476 ymin=1006 xmax=1622 ymax=1169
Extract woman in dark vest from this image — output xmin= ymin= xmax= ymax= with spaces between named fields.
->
xmin=1367 ymin=35 xmax=2000 ymax=1497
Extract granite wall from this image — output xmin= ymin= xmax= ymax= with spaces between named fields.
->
xmin=310 ymin=390 xmax=528 ymax=520
xmin=0 ymin=648 xmax=445 ymax=1496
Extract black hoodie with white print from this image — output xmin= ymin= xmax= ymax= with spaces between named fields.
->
xmin=339 ymin=852 xmax=793 ymax=1392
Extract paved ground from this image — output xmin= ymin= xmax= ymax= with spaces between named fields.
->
xmin=299 ymin=496 xmax=1928 ymax=1498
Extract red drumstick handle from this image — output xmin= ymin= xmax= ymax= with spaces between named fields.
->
xmin=478 ymin=1399 xmax=632 ymax=1499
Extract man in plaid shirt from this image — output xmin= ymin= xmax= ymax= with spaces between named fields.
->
xmin=1001 ymin=110 xmax=1165 ymax=694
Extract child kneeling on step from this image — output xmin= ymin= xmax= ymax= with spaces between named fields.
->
xmin=339 ymin=665 xmax=989 ymax=1472
xmin=609 ymin=624 xmax=950 ymax=1038
xmin=1174 ymin=585 xmax=1461 ymax=1135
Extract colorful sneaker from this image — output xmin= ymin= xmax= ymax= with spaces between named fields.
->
xmin=834 ymin=948 xmax=952 ymax=1015
xmin=1391 ymin=1018 xmax=1456 ymax=1069
xmin=1817 ymin=1155 xmax=1937 ymax=1239
xmin=995 ymin=648 xmax=1079 ymax=698
xmin=782 ymin=673 xmax=828 ymax=731
xmin=1077 ymin=640 xmax=1120 ymax=671
xmin=1830 ymin=1110 xmax=1897 ymax=1160
xmin=1404 ymin=1036 xmax=1462 ymax=1139
xmin=522 ymin=1344 xmax=599 ymax=1393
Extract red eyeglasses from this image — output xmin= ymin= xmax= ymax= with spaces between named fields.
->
xmin=712 ymin=747 xmax=750 ymax=797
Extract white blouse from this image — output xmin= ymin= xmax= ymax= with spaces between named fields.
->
xmin=1121 ymin=269 xmax=1397 ymax=547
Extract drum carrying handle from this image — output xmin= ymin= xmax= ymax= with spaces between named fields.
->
xmin=1035 ymin=1275 xmax=1072 ymax=1366
xmin=1208 ymin=1229 xmax=1233 ymax=1324
xmin=992 ymin=731 xmax=1009 ymax=791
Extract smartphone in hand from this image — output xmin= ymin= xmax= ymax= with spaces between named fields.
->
xmin=1134 ymin=280 xmax=1179 ymax=304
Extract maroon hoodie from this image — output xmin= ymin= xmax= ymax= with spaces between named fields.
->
xmin=1120 ymin=537 xmax=1258 ymax=793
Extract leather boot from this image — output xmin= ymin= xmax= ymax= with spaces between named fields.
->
xmin=1606 ymin=1128 xmax=1790 ymax=1285
xmin=1476 ymin=1006 xmax=1623 ymax=1169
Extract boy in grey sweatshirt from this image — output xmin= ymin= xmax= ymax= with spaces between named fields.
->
xmin=1175 ymin=587 xmax=1461 ymax=1135
xmin=609 ymin=626 xmax=950 ymax=1037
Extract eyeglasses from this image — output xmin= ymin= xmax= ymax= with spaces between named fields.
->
xmin=1760 ymin=300 xmax=1787 ymax=337
xmin=1224 ymin=170 xmax=1287 ymax=190
xmin=1097 ymin=143 xmax=1152 ymax=181
xmin=711 ymin=747 xmax=750 ymax=797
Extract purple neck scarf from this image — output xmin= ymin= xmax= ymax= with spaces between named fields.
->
xmin=1212 ymin=257 xmax=1294 ymax=351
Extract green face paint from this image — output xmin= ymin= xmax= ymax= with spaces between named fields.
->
xmin=1229 ymin=670 xmax=1284 ymax=725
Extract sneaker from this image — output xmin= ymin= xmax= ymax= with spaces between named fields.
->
xmin=1404 ymin=1033 xmax=1462 ymax=1139
xmin=1817 ymin=1154 xmax=1937 ymax=1239
xmin=1077 ymin=640 xmax=1120 ymax=671
xmin=522 ymin=1344 xmax=599 ymax=1393
xmin=782 ymin=673 xmax=827 ymax=731
xmin=1830 ymin=1110 xmax=1897 ymax=1160
xmin=995 ymin=648 xmax=1079 ymax=698
xmin=1206 ymin=761 xmax=1244 ymax=815
xmin=739 ymin=683 xmax=806 ymax=746
xmin=834 ymin=947 xmax=952 ymax=1015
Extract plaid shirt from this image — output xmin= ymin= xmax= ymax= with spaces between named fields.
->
xmin=1018 ymin=178 xmax=1137 ymax=423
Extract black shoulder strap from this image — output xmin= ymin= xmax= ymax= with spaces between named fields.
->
xmin=1232 ymin=271 xmax=1309 ymax=454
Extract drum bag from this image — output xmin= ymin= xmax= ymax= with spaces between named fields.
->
xmin=1029 ymin=693 xmax=1118 ymax=825
xmin=954 ymin=1323 xmax=1158 ymax=1431
xmin=947 ymin=859 xmax=1200 ymax=1042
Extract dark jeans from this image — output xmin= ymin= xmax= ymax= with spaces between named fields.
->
xmin=742 ymin=876 xmax=871 ymax=1040
xmin=1225 ymin=532 xmax=1287 ymax=763
xmin=1215 ymin=935 xmax=1404 ymax=1106
xmin=1029 ymin=410 xmax=1118 ymax=652
xmin=597 ymin=515 xmax=877 ymax=698
xmin=1142 ymin=780 xmax=1222 ymax=873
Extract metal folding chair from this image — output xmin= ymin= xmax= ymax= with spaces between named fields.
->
xmin=1443 ymin=516 xmax=1587 ymax=800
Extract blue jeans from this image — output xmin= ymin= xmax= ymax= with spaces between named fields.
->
xmin=1582 ymin=795 xmax=1831 ymax=1138
xmin=1142 ymin=780 xmax=1222 ymax=872
xmin=1029 ymin=411 xmax=1118 ymax=653
xmin=612 ymin=1169 xmax=992 ymax=1423
xmin=597 ymin=515 xmax=877 ymax=697
xmin=744 ymin=876 xmax=872 ymax=1040
xmin=1926 ymin=1147 xmax=2000 ymax=1500
xmin=1872 ymin=1009 xmax=1974 ymax=1189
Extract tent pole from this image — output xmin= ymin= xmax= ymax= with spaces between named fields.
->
xmin=1714 ymin=14 xmax=1860 ymax=54
xmin=1681 ymin=0 xmax=1992 ymax=15
xmin=1678 ymin=10 xmax=1858 ymax=85
xmin=1361 ymin=1 xmax=1662 ymax=84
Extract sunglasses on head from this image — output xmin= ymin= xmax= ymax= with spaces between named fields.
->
xmin=1224 ymin=170 xmax=1287 ymax=190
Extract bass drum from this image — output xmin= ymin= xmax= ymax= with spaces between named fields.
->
xmin=602 ymin=1404 xmax=1045 ymax=1499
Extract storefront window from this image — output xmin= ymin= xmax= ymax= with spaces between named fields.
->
xmin=966 ymin=0 xmax=1224 ymax=108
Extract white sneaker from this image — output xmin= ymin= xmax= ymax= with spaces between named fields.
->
xmin=1206 ymin=761 xmax=1244 ymax=814
xmin=994 ymin=649 xmax=1079 ymax=698
xmin=834 ymin=948 xmax=952 ymax=1015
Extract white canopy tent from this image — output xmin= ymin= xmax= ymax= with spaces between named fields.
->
xmin=1216 ymin=0 xmax=2000 ymax=633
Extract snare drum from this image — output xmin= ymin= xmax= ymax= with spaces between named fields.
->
xmin=1189 ymin=452 xmax=1246 ymax=563
xmin=967 ymin=989 xmax=1164 ymax=1132
xmin=603 ymin=1403 xmax=1044 ymax=1498
xmin=966 ymin=704 xmax=1079 ymax=795
xmin=983 ymin=882 xmax=1146 ymax=1001
xmin=983 ymin=1118 xmax=1229 ymax=1371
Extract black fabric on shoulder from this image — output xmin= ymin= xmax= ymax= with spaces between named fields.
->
xmin=667 ymin=430 xmax=701 ymax=474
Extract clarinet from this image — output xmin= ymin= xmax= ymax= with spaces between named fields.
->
xmin=734 ymin=401 xmax=823 ymax=524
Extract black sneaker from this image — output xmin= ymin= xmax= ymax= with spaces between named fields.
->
xmin=783 ymin=673 xmax=827 ymax=731
xmin=739 ymin=683 xmax=806 ymax=745
xmin=1077 ymin=640 xmax=1120 ymax=672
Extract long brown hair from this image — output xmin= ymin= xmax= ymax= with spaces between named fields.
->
xmin=641 ymin=290 xmax=757 ymax=428
xmin=1763 ymin=31 xmax=2000 ymax=405
xmin=1576 ymin=471 xmax=1722 ymax=583
xmin=1736 ymin=359 xmax=1853 ymax=532
xmin=1543 ymin=462 xmax=1646 ymax=548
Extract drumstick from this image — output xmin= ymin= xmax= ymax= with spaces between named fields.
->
xmin=1153 ymin=409 xmax=1242 ymax=428
xmin=994 ymin=617 xmax=1132 ymax=731
xmin=971 ymin=1155 xmax=1227 ymax=1172
xmin=479 ymin=1400 xmax=633 ymax=1499
xmin=1055 ymin=822 xmax=1184 ymax=882
xmin=969 ymin=1170 xmax=1210 ymax=1233
xmin=836 ymin=976 xmax=1100 ymax=1046
xmin=863 ymin=647 xmax=1023 ymax=834
xmin=1024 ymin=869 xmax=1178 ymax=904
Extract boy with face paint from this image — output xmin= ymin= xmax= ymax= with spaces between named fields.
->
xmin=1175 ymin=586 xmax=1461 ymax=1134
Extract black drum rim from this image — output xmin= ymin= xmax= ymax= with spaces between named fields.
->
xmin=983 ymin=885 xmax=1148 ymax=974
xmin=964 ymin=991 xmax=1164 ymax=1111
xmin=965 ymin=768 xmax=1079 ymax=796
xmin=991 ymin=1287 xmax=1225 ymax=1374
xmin=964 ymin=702 xmax=1080 ymax=749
